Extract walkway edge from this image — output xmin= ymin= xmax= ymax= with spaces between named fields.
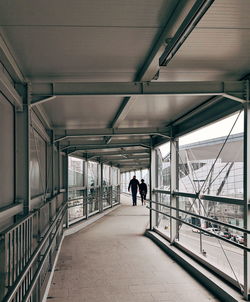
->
xmin=145 ymin=230 xmax=244 ymax=302
xmin=42 ymin=204 xmax=121 ymax=302
xmin=64 ymin=204 xmax=121 ymax=237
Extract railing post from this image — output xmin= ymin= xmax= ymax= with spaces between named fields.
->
xmin=110 ymin=186 xmax=113 ymax=207
xmin=65 ymin=154 xmax=69 ymax=228
xmin=170 ymin=138 xmax=179 ymax=243
xmin=243 ymin=80 xmax=250 ymax=300
xmin=85 ymin=161 xmax=89 ymax=219
xmin=16 ymin=83 xmax=30 ymax=215
xmin=150 ymin=147 xmax=157 ymax=230
xmin=100 ymin=163 xmax=104 ymax=212
xmin=0 ymin=234 xmax=8 ymax=301
xmin=51 ymin=130 xmax=55 ymax=197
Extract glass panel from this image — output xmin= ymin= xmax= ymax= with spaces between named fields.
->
xmin=155 ymin=193 xmax=171 ymax=238
xmin=88 ymin=161 xmax=98 ymax=188
xmin=135 ymin=170 xmax=141 ymax=180
xmin=157 ymin=142 xmax=170 ymax=190
xmin=177 ymin=197 xmax=244 ymax=285
xmin=68 ymin=190 xmax=84 ymax=200
xmin=88 ymin=187 xmax=99 ymax=214
xmin=30 ymin=129 xmax=46 ymax=197
xmin=178 ymin=111 xmax=243 ymax=198
xmin=0 ymin=96 xmax=14 ymax=207
xmin=141 ymin=169 xmax=150 ymax=195
xmin=112 ymin=167 xmax=118 ymax=185
xmin=103 ymin=164 xmax=111 ymax=208
xmin=68 ymin=157 xmax=84 ymax=187
xmin=68 ymin=198 xmax=86 ymax=222
xmin=103 ymin=164 xmax=110 ymax=186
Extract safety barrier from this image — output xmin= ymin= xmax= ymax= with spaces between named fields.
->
xmin=68 ymin=185 xmax=120 ymax=225
xmin=0 ymin=193 xmax=66 ymax=302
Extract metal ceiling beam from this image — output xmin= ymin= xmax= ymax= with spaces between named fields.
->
xmin=159 ymin=0 xmax=214 ymax=66
xmin=0 ymin=33 xmax=25 ymax=83
xmin=30 ymin=81 xmax=244 ymax=101
xmin=109 ymin=0 xmax=199 ymax=130
xmin=120 ymin=164 xmax=150 ymax=169
xmin=61 ymin=138 xmax=151 ymax=148
xmin=102 ymin=155 xmax=149 ymax=161
xmin=30 ymin=96 xmax=56 ymax=107
xmin=32 ymin=105 xmax=52 ymax=129
xmin=85 ymin=149 xmax=150 ymax=157
xmin=65 ymin=143 xmax=150 ymax=154
xmin=0 ymin=68 xmax=23 ymax=110
xmin=54 ymin=127 xmax=170 ymax=142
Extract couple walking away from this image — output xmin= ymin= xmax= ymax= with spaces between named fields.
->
xmin=128 ymin=176 xmax=147 ymax=206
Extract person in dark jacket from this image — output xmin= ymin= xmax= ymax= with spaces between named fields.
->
xmin=128 ymin=175 xmax=140 ymax=206
xmin=139 ymin=179 xmax=147 ymax=205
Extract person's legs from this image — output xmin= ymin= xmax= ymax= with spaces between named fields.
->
xmin=131 ymin=193 xmax=135 ymax=205
xmin=132 ymin=191 xmax=137 ymax=206
xmin=140 ymin=193 xmax=143 ymax=205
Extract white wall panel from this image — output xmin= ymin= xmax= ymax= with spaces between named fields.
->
xmin=30 ymin=128 xmax=46 ymax=197
xmin=0 ymin=94 xmax=14 ymax=207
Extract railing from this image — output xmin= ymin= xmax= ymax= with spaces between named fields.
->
xmin=102 ymin=186 xmax=112 ymax=209
xmin=148 ymin=189 xmax=246 ymax=291
xmin=0 ymin=186 xmax=121 ymax=301
xmin=68 ymin=185 xmax=120 ymax=225
xmin=0 ymin=193 xmax=66 ymax=302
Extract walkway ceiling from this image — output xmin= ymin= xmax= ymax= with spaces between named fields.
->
xmin=0 ymin=0 xmax=249 ymax=171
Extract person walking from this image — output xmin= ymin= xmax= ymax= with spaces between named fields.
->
xmin=128 ymin=175 xmax=140 ymax=206
xmin=139 ymin=179 xmax=147 ymax=205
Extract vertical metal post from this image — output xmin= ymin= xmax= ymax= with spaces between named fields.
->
xmin=85 ymin=160 xmax=89 ymax=219
xmin=154 ymin=149 xmax=158 ymax=226
xmin=57 ymin=142 xmax=61 ymax=192
xmin=65 ymin=154 xmax=69 ymax=228
xmin=16 ymin=83 xmax=30 ymax=215
xmin=100 ymin=163 xmax=104 ymax=212
xmin=51 ymin=130 xmax=55 ymax=197
xmin=244 ymin=80 xmax=250 ymax=300
xmin=170 ymin=138 xmax=179 ymax=243
xmin=149 ymin=147 xmax=156 ymax=230
xmin=110 ymin=166 xmax=113 ymax=207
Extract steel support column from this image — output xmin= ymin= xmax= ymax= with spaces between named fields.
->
xmin=15 ymin=84 xmax=30 ymax=215
xmin=51 ymin=131 xmax=55 ymax=196
xmin=170 ymin=138 xmax=179 ymax=243
xmin=84 ymin=160 xmax=89 ymax=219
xmin=149 ymin=148 xmax=157 ymax=230
xmin=100 ymin=163 xmax=104 ymax=212
xmin=65 ymin=154 xmax=69 ymax=228
xmin=244 ymin=81 xmax=250 ymax=300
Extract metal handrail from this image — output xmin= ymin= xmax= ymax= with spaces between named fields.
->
xmin=149 ymin=199 xmax=248 ymax=234
xmin=23 ymin=208 xmax=66 ymax=302
xmin=3 ymin=202 xmax=67 ymax=302
xmin=147 ymin=205 xmax=249 ymax=251
xmin=153 ymin=188 xmax=244 ymax=205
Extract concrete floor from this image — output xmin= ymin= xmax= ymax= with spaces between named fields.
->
xmin=47 ymin=195 xmax=219 ymax=302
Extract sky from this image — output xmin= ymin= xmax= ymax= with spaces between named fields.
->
xmin=159 ymin=111 xmax=244 ymax=157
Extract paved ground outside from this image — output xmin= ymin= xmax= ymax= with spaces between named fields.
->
xmin=47 ymin=195 xmax=219 ymax=302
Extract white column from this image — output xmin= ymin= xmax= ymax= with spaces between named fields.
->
xmin=244 ymin=80 xmax=250 ymax=300
xmin=170 ymin=138 xmax=179 ymax=243
xmin=149 ymin=148 xmax=157 ymax=230
xmin=16 ymin=84 xmax=30 ymax=215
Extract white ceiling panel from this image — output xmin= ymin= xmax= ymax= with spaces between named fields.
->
xmin=197 ymin=0 xmax=250 ymax=29
xmin=0 ymin=0 xmax=174 ymax=27
xmin=1 ymin=27 xmax=158 ymax=79
xmin=160 ymin=0 xmax=250 ymax=82
xmin=42 ymin=96 xmax=123 ymax=129
xmin=119 ymin=95 xmax=208 ymax=128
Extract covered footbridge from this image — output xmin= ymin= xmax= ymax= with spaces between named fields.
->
xmin=0 ymin=0 xmax=250 ymax=301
